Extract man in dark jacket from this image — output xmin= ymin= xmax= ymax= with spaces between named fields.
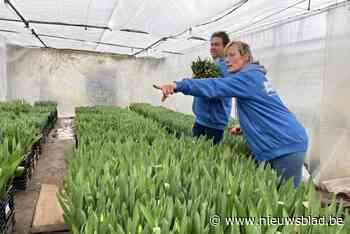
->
xmin=192 ymin=31 xmax=232 ymax=145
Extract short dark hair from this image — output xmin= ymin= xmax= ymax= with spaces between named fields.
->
xmin=211 ymin=31 xmax=230 ymax=47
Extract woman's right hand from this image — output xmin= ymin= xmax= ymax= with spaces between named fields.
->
xmin=228 ymin=125 xmax=241 ymax=135
xmin=153 ymin=83 xmax=177 ymax=102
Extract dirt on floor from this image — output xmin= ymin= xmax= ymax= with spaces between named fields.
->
xmin=13 ymin=118 xmax=75 ymax=234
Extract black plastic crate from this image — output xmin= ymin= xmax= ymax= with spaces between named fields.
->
xmin=51 ymin=110 xmax=58 ymax=122
xmin=48 ymin=110 xmax=57 ymax=126
xmin=0 ymin=186 xmax=15 ymax=229
xmin=13 ymin=169 xmax=30 ymax=191
xmin=41 ymin=121 xmax=51 ymax=140
xmin=32 ymin=138 xmax=42 ymax=162
xmin=24 ymin=151 xmax=35 ymax=177
xmin=75 ymin=134 xmax=79 ymax=148
xmin=41 ymin=110 xmax=57 ymax=142
xmin=13 ymin=152 xmax=35 ymax=191
xmin=19 ymin=152 xmax=33 ymax=169
xmin=0 ymin=212 xmax=15 ymax=234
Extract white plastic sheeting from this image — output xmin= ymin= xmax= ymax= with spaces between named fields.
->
xmin=0 ymin=35 xmax=6 ymax=100
xmin=233 ymin=7 xmax=350 ymax=184
xmin=317 ymin=6 xmax=350 ymax=183
xmin=0 ymin=0 xmax=346 ymax=57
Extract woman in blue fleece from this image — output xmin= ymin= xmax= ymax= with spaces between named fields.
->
xmin=155 ymin=41 xmax=308 ymax=187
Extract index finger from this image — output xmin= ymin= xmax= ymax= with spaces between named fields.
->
xmin=153 ymin=84 xmax=162 ymax=90
xmin=161 ymin=94 xmax=169 ymax=102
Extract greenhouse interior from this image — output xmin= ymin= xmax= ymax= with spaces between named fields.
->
xmin=0 ymin=0 xmax=350 ymax=233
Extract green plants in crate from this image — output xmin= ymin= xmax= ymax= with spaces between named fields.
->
xmin=0 ymin=138 xmax=23 ymax=198
xmin=0 ymin=100 xmax=55 ymax=145
xmin=0 ymin=100 xmax=56 ymax=191
xmin=191 ymin=57 xmax=223 ymax=79
xmin=0 ymin=100 xmax=32 ymax=115
xmin=59 ymin=106 xmax=350 ymax=234
xmin=33 ymin=101 xmax=57 ymax=115
xmin=0 ymin=119 xmax=40 ymax=154
xmin=34 ymin=101 xmax=57 ymax=107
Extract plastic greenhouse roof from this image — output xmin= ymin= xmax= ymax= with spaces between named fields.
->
xmin=0 ymin=0 xmax=345 ymax=57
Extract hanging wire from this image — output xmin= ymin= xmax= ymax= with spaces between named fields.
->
xmin=4 ymin=0 xmax=48 ymax=47
xmin=4 ymin=0 xmax=29 ymax=28
xmin=0 ymin=28 xmax=18 ymax=33
xmin=95 ymin=0 xmax=120 ymax=51
xmin=228 ymin=0 xmax=307 ymax=35
xmin=131 ymin=25 xmax=194 ymax=56
xmin=85 ymin=0 xmax=93 ymax=29
xmin=31 ymin=29 xmax=48 ymax=47
xmin=161 ymin=50 xmax=184 ymax=55
xmin=308 ymin=0 xmax=312 ymax=10
xmin=120 ymin=28 xmax=149 ymax=34
xmin=132 ymin=37 xmax=168 ymax=56
xmin=29 ymin=20 xmax=110 ymax=30
xmin=195 ymin=0 xmax=248 ymax=27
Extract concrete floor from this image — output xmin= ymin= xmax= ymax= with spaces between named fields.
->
xmin=13 ymin=118 xmax=75 ymax=234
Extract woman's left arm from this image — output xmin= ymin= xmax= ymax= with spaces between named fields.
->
xmin=174 ymin=74 xmax=252 ymax=99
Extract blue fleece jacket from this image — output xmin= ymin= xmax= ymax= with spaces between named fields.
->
xmin=175 ymin=63 xmax=308 ymax=161
xmin=192 ymin=58 xmax=232 ymax=130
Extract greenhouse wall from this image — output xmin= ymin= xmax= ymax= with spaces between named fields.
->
xmin=6 ymin=47 xmax=181 ymax=117
xmin=0 ymin=35 xmax=6 ymax=101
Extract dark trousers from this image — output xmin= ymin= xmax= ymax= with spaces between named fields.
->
xmin=192 ymin=122 xmax=224 ymax=145
xmin=267 ymin=151 xmax=306 ymax=187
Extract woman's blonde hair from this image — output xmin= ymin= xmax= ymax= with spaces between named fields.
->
xmin=224 ymin=41 xmax=254 ymax=63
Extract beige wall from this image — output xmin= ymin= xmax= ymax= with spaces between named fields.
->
xmin=6 ymin=46 xmax=195 ymax=117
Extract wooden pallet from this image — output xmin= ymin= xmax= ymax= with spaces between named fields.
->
xmin=31 ymin=184 xmax=68 ymax=233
